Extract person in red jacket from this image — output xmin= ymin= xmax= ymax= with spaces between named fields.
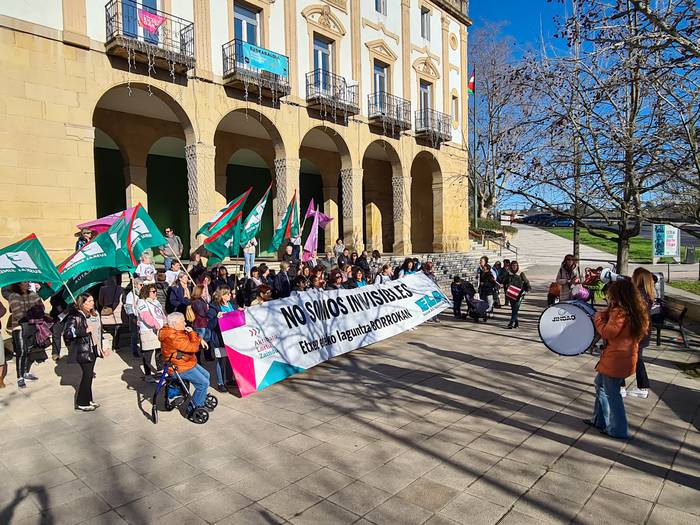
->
xmin=584 ymin=280 xmax=649 ymax=439
xmin=158 ymin=312 xmax=210 ymax=410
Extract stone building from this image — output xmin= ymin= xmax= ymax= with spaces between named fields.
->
xmin=0 ymin=0 xmax=471 ymax=260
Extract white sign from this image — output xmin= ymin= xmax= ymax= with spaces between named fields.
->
xmin=219 ymin=273 xmax=449 ymax=396
xmin=653 ymin=224 xmax=681 ymax=263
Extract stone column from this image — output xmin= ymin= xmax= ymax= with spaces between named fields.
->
xmin=193 ymin=0 xmax=213 ymax=81
xmin=185 ymin=142 xmax=217 ymax=250
xmin=340 ymin=167 xmax=364 ymax=251
xmin=364 ymin=196 xmax=383 ymax=253
xmin=273 ymin=158 xmax=301 ymax=220
xmin=392 ymin=172 xmax=412 ymax=255
xmin=124 ymin=165 xmax=148 ymax=210
xmin=322 ymin=185 xmax=339 ymax=252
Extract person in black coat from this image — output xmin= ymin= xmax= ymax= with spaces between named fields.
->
xmin=356 ymin=250 xmax=371 ymax=275
xmin=281 ymin=244 xmax=300 ymax=278
xmin=273 ymin=262 xmax=292 ymax=299
xmin=63 ymin=293 xmax=102 ymax=411
xmin=244 ymin=267 xmax=262 ymax=306
xmin=166 ymin=272 xmax=191 ymax=314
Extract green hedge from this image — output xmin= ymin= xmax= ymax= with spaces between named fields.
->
xmin=475 ymin=218 xmax=518 ymax=235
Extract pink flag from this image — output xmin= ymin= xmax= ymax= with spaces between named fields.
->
xmin=304 ymin=198 xmax=316 ymax=220
xmin=76 ymin=206 xmax=137 ymax=233
xmin=138 ymin=9 xmax=166 ymax=33
xmin=302 ymin=207 xmax=321 ymax=262
xmin=318 ymin=211 xmax=333 ymax=230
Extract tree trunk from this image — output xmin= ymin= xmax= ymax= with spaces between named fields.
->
xmin=616 ymin=230 xmax=630 ymax=275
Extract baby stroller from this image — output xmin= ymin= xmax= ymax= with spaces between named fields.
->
xmin=462 ymin=281 xmax=489 ymax=322
xmin=151 ymin=355 xmax=218 ymax=424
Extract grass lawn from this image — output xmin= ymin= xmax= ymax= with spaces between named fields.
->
xmin=548 ymin=227 xmax=685 ymax=264
xmin=668 ymin=280 xmax=700 ymax=296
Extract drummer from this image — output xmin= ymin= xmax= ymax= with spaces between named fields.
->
xmin=583 ymin=280 xmax=649 ymax=440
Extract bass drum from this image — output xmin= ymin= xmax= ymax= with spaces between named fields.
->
xmin=538 ymin=301 xmax=597 ymax=356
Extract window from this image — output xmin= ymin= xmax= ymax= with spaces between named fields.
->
xmin=122 ymin=0 xmax=158 ymax=43
xmin=234 ymin=3 xmax=259 ymax=45
xmin=313 ymin=35 xmax=333 ymax=92
xmin=373 ymin=61 xmax=388 ymax=112
xmin=420 ymin=7 xmax=431 ymax=40
xmin=452 ymin=95 xmax=459 ymax=123
xmin=375 ymin=0 xmax=387 ymax=15
xmin=420 ymin=80 xmax=432 ymax=112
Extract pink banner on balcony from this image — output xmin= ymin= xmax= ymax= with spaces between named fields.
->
xmin=137 ymin=9 xmax=166 ymax=33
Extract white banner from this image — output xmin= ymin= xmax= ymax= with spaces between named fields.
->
xmin=219 ymin=273 xmax=449 ymax=396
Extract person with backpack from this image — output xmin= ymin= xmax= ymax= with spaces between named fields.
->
xmin=64 ymin=293 xmax=102 ymax=410
xmin=7 ymin=282 xmax=43 ymax=388
xmin=374 ymin=264 xmax=393 ymax=285
xmin=503 ymin=261 xmax=531 ymax=329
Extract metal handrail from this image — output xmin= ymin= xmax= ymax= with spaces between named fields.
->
xmin=105 ymin=0 xmax=195 ymax=64
xmin=305 ymin=69 xmax=359 ymax=111
xmin=470 ymin=230 xmax=519 ymax=260
xmin=367 ymin=92 xmax=411 ymax=128
xmin=222 ymin=38 xmax=291 ymax=94
xmin=415 ymin=109 xmax=452 ymax=141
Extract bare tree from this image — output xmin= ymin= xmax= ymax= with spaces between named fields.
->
xmin=467 ymin=23 xmax=537 ymax=219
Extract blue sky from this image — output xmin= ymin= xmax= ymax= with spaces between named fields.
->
xmin=468 ymin=0 xmax=567 ymax=53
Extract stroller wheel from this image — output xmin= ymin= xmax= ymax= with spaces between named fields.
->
xmin=189 ymin=407 xmax=209 ymax=424
xmin=204 ymin=394 xmax=218 ymax=410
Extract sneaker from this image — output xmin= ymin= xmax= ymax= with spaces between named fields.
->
xmin=17 ymin=378 xmax=26 ymax=388
xmin=23 ymin=372 xmax=38 ymax=381
xmin=75 ymin=405 xmax=96 ymax=412
xmin=627 ymin=387 xmax=649 ymax=399
xmin=144 ymin=375 xmax=157 ymax=384
xmin=89 ymin=402 xmax=101 ymax=408
xmin=51 ymin=354 xmax=59 ymax=361
xmin=217 ymin=384 xmax=227 ymax=393
xmin=620 ymin=387 xmax=627 ymax=398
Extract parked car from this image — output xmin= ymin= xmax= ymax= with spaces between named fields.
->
xmin=548 ymin=217 xmax=574 ymax=227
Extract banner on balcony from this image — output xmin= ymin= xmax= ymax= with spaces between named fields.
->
xmin=137 ymin=9 xmax=166 ymax=33
xmin=220 ymin=273 xmax=449 ymax=396
xmin=240 ymin=42 xmax=289 ymax=78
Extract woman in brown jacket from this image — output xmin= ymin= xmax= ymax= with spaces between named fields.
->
xmin=585 ymin=280 xmax=649 ymax=439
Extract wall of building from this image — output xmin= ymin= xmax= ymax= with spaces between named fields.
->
xmin=0 ymin=0 xmax=470 ymax=261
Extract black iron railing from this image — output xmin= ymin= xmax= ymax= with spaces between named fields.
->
xmin=222 ymin=38 xmax=291 ymax=96
xmin=105 ymin=0 xmax=195 ymax=68
xmin=368 ymin=92 xmax=412 ymax=130
xmin=415 ymin=109 xmax=452 ymax=141
xmin=306 ymin=69 xmax=359 ymax=115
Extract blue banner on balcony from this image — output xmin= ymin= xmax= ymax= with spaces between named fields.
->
xmin=241 ymin=42 xmax=289 ymax=78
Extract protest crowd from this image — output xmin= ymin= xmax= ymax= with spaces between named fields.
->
xmin=0 ymin=194 xmax=662 ymax=440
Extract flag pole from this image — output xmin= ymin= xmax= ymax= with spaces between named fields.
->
xmin=172 ymin=251 xmax=196 ymax=285
xmin=59 ymin=279 xmax=78 ymax=305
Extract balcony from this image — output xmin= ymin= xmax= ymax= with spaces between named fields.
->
xmin=222 ymin=39 xmax=291 ymax=100
xmin=368 ymin=92 xmax=412 ymax=133
xmin=434 ymin=0 xmax=470 ymax=25
xmin=415 ymin=109 xmax=452 ymax=143
xmin=306 ymin=69 xmax=360 ymax=119
xmin=105 ymin=0 xmax=195 ymax=74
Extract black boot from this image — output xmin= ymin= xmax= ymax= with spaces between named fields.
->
xmin=507 ymin=322 xmax=513 ymax=329
xmin=514 ymin=320 xmax=519 ymax=328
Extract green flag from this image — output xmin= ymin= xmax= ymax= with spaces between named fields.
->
xmin=0 ymin=234 xmax=61 ymax=289
xmin=268 ymin=191 xmax=299 ymax=252
xmin=121 ymin=204 xmax=167 ymax=265
xmin=202 ymin=189 xmax=251 ymax=260
xmin=197 ymin=188 xmax=252 ymax=238
xmin=239 ymin=184 xmax=271 ymax=247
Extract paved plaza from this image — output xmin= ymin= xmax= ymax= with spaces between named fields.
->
xmin=2 ymin=229 xmax=699 ymax=525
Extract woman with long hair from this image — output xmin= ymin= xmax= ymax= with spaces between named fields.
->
xmin=208 ymin=286 xmax=237 ymax=392
xmin=503 ymin=261 xmax=531 ymax=329
xmin=585 ymin=280 xmax=649 ymax=439
xmin=556 ymin=254 xmax=581 ymax=301
xmin=166 ymin=272 xmax=191 ymax=314
xmin=398 ymin=258 xmax=415 ymax=278
xmin=136 ymin=283 xmax=167 ymax=382
xmin=64 ymin=293 xmax=102 ymax=411
xmin=345 ymin=267 xmax=367 ymax=289
xmin=628 ymin=268 xmax=656 ymax=399
xmin=7 ymin=282 xmax=43 ymax=388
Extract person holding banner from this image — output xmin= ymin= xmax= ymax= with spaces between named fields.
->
xmin=374 ymin=264 xmax=393 ymax=285
xmin=291 ymin=275 xmax=308 ymax=296
xmin=326 ymin=269 xmax=345 ymax=291
xmin=344 ymin=267 xmax=367 ymax=289
xmin=7 ymin=282 xmax=43 ymax=388
xmin=503 ymin=261 xmax=531 ymax=329
xmin=585 ymin=280 xmax=649 ymax=439
xmin=208 ymin=286 xmax=237 ymax=392
xmin=64 ymin=293 xmax=102 ymax=411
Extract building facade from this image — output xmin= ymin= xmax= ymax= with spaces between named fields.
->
xmin=0 ymin=0 xmax=471 ymax=260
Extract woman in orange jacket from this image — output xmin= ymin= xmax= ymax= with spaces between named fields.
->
xmin=585 ymin=279 xmax=649 ymax=439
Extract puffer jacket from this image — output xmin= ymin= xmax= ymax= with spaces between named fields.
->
xmin=158 ymin=326 xmax=201 ymax=373
xmin=63 ymin=309 xmax=96 ymax=364
xmin=594 ymin=307 xmax=640 ymax=379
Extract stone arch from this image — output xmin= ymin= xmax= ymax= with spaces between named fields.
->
xmin=362 ymin=140 xmax=402 ymax=253
xmin=410 ymin=150 xmax=443 ymax=253
xmin=299 ymin=126 xmax=354 ymax=250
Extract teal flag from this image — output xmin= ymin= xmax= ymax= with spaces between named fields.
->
xmin=121 ymin=204 xmax=167 ymax=265
xmin=0 ymin=234 xmax=61 ymax=289
xmin=268 ymin=191 xmax=299 ymax=252
xmin=240 ymin=184 xmax=271 ymax=247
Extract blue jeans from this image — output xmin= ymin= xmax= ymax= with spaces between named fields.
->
xmin=591 ymin=372 xmax=629 ymax=439
xmin=164 ymin=257 xmax=173 ymax=271
xmin=244 ymin=252 xmax=255 ymax=277
xmin=169 ymin=364 xmax=210 ymax=408
xmin=215 ymin=356 xmax=230 ymax=386
xmin=510 ymin=299 xmax=522 ymax=324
